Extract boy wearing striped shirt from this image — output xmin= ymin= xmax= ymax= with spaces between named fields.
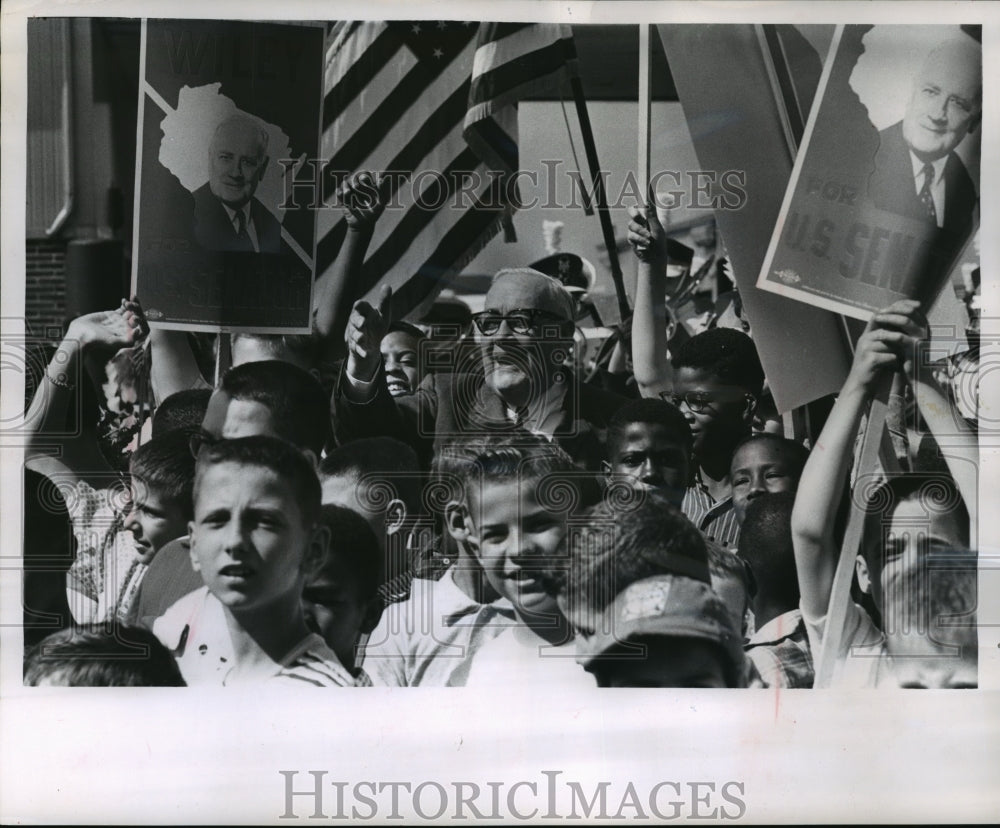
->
xmin=154 ymin=435 xmax=367 ymax=686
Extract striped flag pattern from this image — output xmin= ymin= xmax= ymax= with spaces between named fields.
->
xmin=318 ymin=20 xmax=577 ymax=319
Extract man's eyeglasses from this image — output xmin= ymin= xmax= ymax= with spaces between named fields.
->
xmin=471 ymin=309 xmax=569 ymax=336
xmin=661 ymin=390 xmax=754 ymax=413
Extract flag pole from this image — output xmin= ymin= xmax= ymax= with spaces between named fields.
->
xmin=638 ymin=24 xmax=652 ymax=203
xmin=215 ymin=332 xmax=232 ymax=387
xmin=813 ymin=377 xmax=902 ymax=686
xmin=569 ymin=75 xmax=630 ymax=322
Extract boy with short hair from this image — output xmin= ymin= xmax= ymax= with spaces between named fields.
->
xmin=603 ymin=398 xmax=757 ymax=637
xmin=670 ymin=328 xmax=765 ymax=550
xmin=792 ymin=300 xmax=977 ymax=687
xmin=380 ymin=321 xmax=427 ymax=398
xmin=603 ymin=398 xmax=692 ymax=506
xmin=729 ymin=433 xmax=810 ymax=525
xmin=207 ymin=359 xmax=331 ymax=456
xmin=63 ymin=427 xmax=196 ymax=625
xmin=563 ymin=495 xmax=712 ymax=631
xmin=302 ymin=504 xmax=384 ymax=677
xmin=319 ymin=437 xmax=425 ymax=595
xmin=359 ymin=438 xmax=513 ymax=687
xmin=23 ymin=300 xmax=192 ymax=625
xmin=24 ymin=624 xmax=186 ymax=687
xmin=130 ymin=360 xmax=332 ymax=624
xmin=153 ymin=435 xmax=365 ymax=686
xmin=150 ymin=388 xmax=213 ymax=438
xmin=739 ymin=493 xmax=814 ymax=689
xmin=453 ymin=435 xmax=597 ymax=688
xmin=230 ymin=332 xmax=320 ymax=374
xmin=561 ymin=495 xmax=748 ymax=688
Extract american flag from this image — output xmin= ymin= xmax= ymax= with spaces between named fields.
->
xmin=318 ymin=20 xmax=577 ymax=319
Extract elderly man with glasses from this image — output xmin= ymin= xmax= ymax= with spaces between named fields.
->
xmin=334 ymin=268 xmax=627 ymax=472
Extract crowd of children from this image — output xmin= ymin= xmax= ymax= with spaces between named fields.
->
xmin=22 ymin=177 xmax=979 ymax=690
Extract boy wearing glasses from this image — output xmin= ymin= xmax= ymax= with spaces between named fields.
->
xmin=336 ymin=268 xmax=626 ymax=471
xmin=669 ymin=328 xmax=765 ymax=550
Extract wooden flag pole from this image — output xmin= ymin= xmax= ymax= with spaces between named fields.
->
xmin=813 ymin=376 xmax=902 ymax=687
xmin=569 ymin=74 xmax=630 ymax=322
xmin=215 ymin=332 xmax=232 ymax=388
xmin=638 ymin=24 xmax=652 ymax=200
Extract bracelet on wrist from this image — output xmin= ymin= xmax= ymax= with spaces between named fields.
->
xmin=45 ymin=370 xmax=75 ymax=390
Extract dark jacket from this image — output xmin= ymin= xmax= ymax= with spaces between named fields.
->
xmin=333 ymin=366 xmax=627 ymax=472
xmin=868 ymin=121 xmax=977 ymax=239
xmin=192 ymin=182 xmax=282 ymax=254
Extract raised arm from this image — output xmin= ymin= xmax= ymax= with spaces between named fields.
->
xmin=791 ymin=301 xmax=917 ymax=619
xmin=626 ymin=203 xmax=672 ymax=398
xmin=313 ymin=172 xmax=389 ymax=364
xmin=897 ymin=310 xmax=979 ymax=542
xmin=24 ymin=300 xmax=146 ymax=484
xmin=149 ymin=328 xmax=211 ymax=404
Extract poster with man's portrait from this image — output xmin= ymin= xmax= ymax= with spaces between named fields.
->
xmin=132 ymin=19 xmax=325 ymax=331
xmin=757 ymin=24 xmax=981 ymax=319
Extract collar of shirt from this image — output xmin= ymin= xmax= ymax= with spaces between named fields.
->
xmin=908 ymin=151 xmax=948 ymax=186
xmin=688 ymin=466 xmax=732 ymax=510
xmin=221 ymin=201 xmax=259 ymax=251
xmin=504 ymin=377 xmax=569 ymax=438
xmin=745 ymin=609 xmax=806 ymax=647
xmin=428 ymin=568 xmax=517 ymax=627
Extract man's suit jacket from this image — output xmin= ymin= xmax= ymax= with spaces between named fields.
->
xmin=333 ymin=366 xmax=628 ymax=472
xmin=192 ymin=182 xmax=282 ymax=254
xmin=868 ymin=121 xmax=977 ymax=239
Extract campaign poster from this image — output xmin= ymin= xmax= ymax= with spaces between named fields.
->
xmin=757 ymin=24 xmax=981 ymax=320
xmin=131 ymin=20 xmax=324 ymax=332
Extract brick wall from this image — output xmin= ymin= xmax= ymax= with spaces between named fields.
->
xmin=25 ymin=238 xmax=68 ymax=339
xmin=24 ymin=239 xmax=68 ymax=409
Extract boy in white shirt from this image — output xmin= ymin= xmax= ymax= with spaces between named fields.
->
xmin=154 ymin=435 xmax=366 ymax=686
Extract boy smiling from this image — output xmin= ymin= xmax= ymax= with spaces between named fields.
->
xmin=453 ymin=435 xmax=597 ymax=688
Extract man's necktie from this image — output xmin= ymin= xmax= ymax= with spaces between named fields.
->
xmin=919 ymin=163 xmax=938 ymax=225
xmin=235 ymin=210 xmax=248 ymax=240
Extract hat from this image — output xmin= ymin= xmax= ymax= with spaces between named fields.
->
xmin=579 ymin=574 xmax=744 ymax=679
xmin=529 ymin=253 xmax=589 ymax=293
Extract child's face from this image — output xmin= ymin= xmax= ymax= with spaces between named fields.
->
xmin=672 ymin=367 xmax=752 ymax=457
xmin=189 ymin=461 xmax=316 ymax=612
xmin=858 ymin=497 xmax=967 ymax=611
xmin=730 ymin=441 xmax=800 ymax=524
xmin=466 ymin=479 xmax=567 ymax=618
xmin=606 ymin=422 xmax=690 ymax=507
xmin=125 ymin=479 xmax=188 ymax=564
xmin=886 ymin=631 xmax=977 ymax=689
xmin=594 ymin=638 xmax=729 ymax=688
xmin=302 ymin=561 xmax=369 ymax=671
xmin=380 ymin=330 xmax=423 ymax=397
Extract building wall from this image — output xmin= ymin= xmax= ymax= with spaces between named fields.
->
xmin=25 ymin=239 xmax=68 ymax=338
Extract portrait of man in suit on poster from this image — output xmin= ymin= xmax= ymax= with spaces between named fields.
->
xmin=866 ymin=37 xmax=981 ymax=241
xmin=193 ymin=113 xmax=283 ymax=254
